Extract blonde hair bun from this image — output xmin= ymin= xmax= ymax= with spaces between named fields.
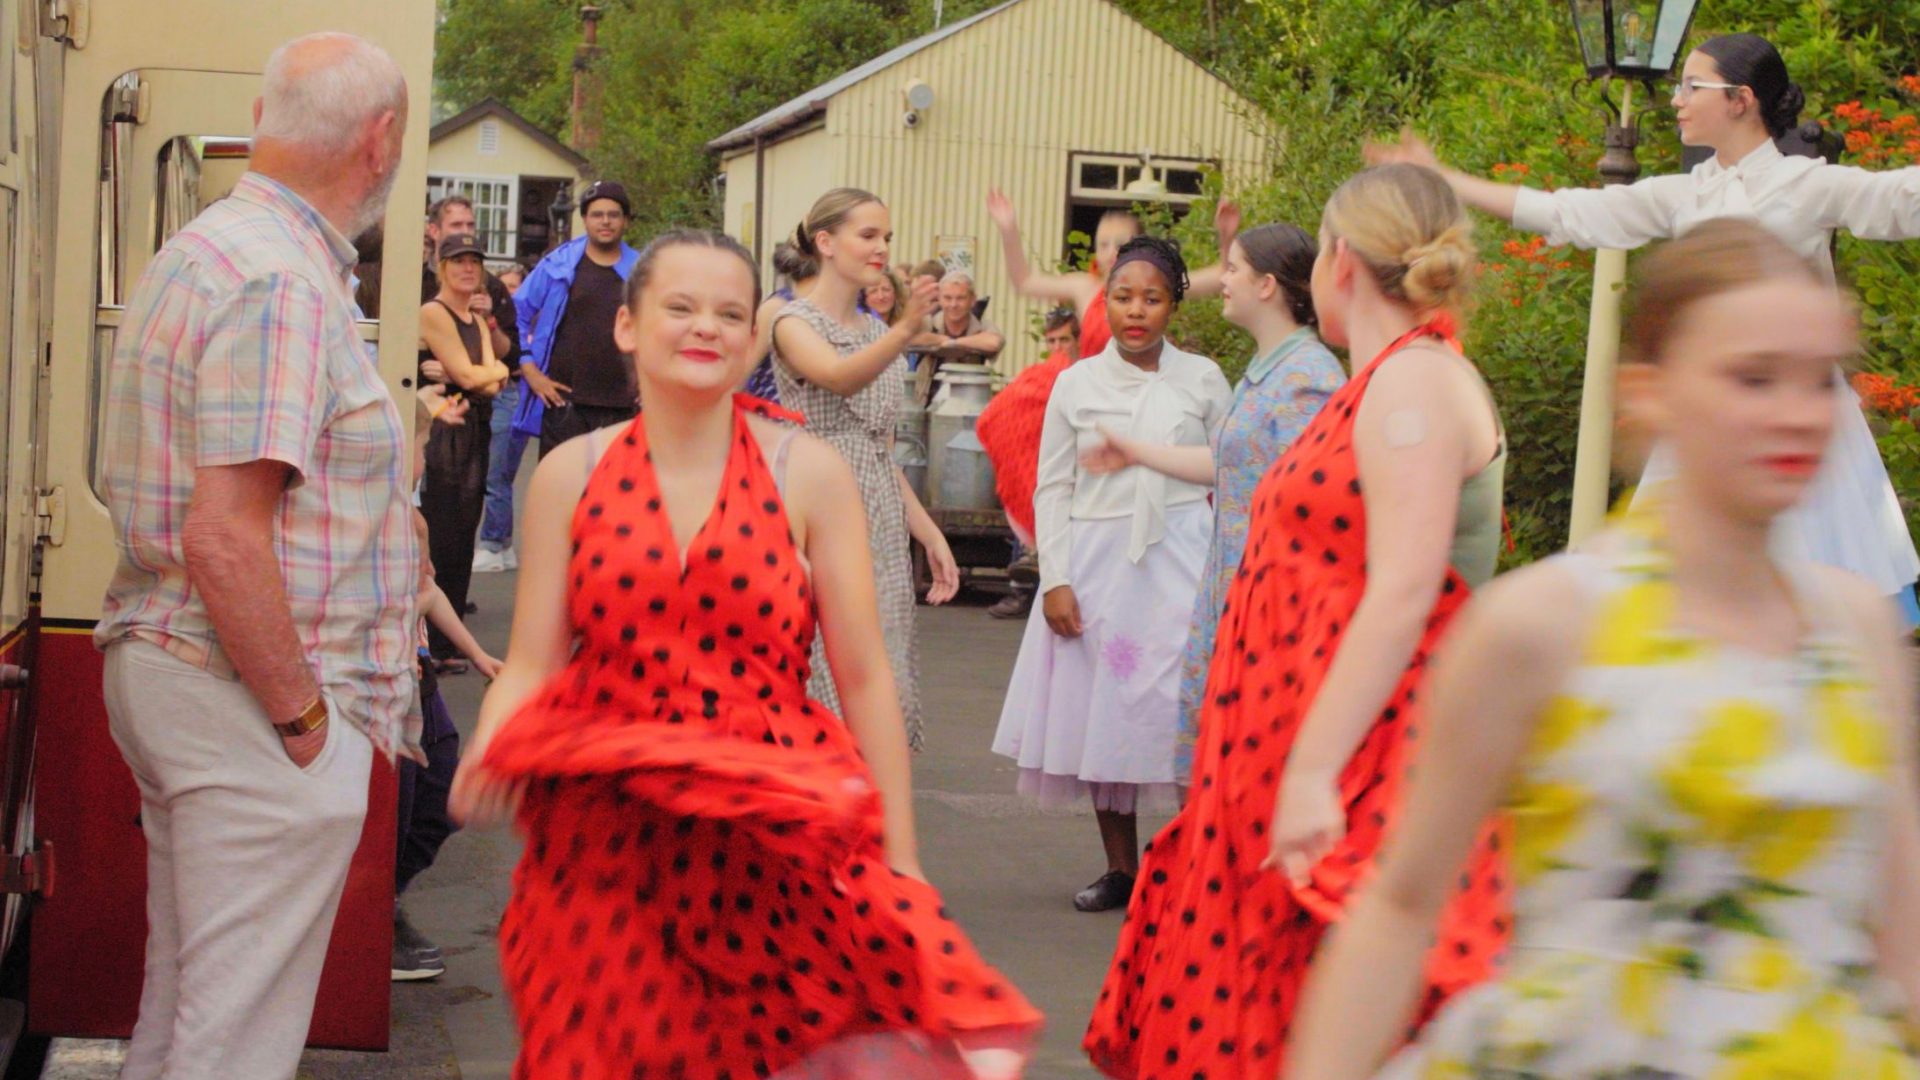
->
xmin=1322 ymin=164 xmax=1476 ymax=313
xmin=1399 ymin=223 xmax=1476 ymax=311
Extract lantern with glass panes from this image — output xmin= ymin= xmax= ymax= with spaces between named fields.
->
xmin=1565 ymin=0 xmax=1701 ymax=183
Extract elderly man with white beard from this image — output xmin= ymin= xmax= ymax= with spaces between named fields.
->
xmin=93 ymin=32 xmax=418 ymax=1079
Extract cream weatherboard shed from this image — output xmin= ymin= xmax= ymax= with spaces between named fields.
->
xmin=428 ymin=98 xmax=587 ymax=267
xmin=707 ymin=0 xmax=1272 ymax=372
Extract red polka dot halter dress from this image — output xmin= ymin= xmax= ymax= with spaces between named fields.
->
xmin=1083 ymin=323 xmax=1510 ymax=1079
xmin=482 ymin=395 xmax=1041 ymax=1079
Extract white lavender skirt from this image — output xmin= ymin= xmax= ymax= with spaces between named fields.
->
xmin=991 ymin=504 xmax=1210 ymax=813
xmin=1636 ymin=379 xmax=1920 ymax=622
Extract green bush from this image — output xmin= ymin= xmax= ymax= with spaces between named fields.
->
xmin=1159 ymin=0 xmax=1920 ymax=562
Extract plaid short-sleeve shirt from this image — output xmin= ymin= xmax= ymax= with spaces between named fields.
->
xmin=95 ymin=173 xmax=420 ymax=757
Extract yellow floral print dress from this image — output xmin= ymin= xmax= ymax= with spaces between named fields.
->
xmin=1384 ymin=508 xmax=1919 ymax=1079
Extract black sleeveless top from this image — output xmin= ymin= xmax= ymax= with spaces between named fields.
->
xmin=418 ymin=297 xmax=493 ymax=430
xmin=418 ymin=298 xmax=485 ymax=383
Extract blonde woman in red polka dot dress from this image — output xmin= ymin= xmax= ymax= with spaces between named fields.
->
xmin=452 ymin=230 xmax=1039 ymax=1080
xmin=1085 ymin=165 xmax=1510 ymax=1078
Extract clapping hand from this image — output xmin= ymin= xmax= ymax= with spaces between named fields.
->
xmin=1079 ymin=424 xmax=1138 ymax=476
xmin=903 ymin=276 xmax=939 ymax=324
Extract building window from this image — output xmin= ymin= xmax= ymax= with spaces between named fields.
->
xmin=427 ymin=173 xmax=518 ymax=259
xmin=1069 ymin=153 xmax=1212 ymax=205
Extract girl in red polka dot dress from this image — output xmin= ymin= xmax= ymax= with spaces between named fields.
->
xmin=1084 ymin=165 xmax=1511 ymax=1079
xmin=451 ymin=230 xmax=1041 ymax=1079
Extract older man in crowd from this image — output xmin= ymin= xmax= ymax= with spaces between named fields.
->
xmin=94 ymin=32 xmax=416 ymax=1079
xmin=909 ymin=270 xmax=1004 ymax=403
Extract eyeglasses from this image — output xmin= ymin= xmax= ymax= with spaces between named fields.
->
xmin=1674 ymin=77 xmax=1741 ymax=100
xmin=584 ymin=210 xmax=626 ymax=223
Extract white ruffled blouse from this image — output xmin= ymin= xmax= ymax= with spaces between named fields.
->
xmin=1034 ymin=342 xmax=1233 ymax=594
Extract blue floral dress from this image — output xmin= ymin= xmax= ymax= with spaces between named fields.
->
xmin=1172 ymin=328 xmax=1344 ymax=779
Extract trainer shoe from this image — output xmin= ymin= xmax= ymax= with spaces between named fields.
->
xmin=472 ymin=549 xmax=507 ymax=574
xmin=392 ymin=908 xmax=445 ymax=982
xmin=988 ymin=592 xmax=1033 ymax=620
xmin=502 ymin=547 xmax=519 ymax=570
xmin=1008 ymin=551 xmax=1039 ymax=587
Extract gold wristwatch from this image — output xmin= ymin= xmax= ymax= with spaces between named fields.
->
xmin=274 ymin=696 xmax=329 ymax=739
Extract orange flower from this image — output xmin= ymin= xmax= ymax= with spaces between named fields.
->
xmin=1903 ymin=74 xmax=1920 ymax=98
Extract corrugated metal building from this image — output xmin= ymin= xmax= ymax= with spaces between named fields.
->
xmin=706 ymin=0 xmax=1272 ymax=372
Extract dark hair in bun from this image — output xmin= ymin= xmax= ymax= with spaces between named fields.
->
xmin=1234 ymin=223 xmax=1319 ymax=328
xmin=771 ymin=241 xmax=818 ymax=283
xmin=1108 ymin=235 xmax=1190 ymax=303
xmin=1697 ymin=33 xmax=1804 ymax=139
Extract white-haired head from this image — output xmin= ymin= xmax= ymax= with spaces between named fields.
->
xmin=941 ymin=270 xmax=976 ymax=294
xmin=256 ymin=32 xmax=407 ymax=155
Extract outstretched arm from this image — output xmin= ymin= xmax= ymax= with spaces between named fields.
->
xmin=1289 ymin=563 xmax=1586 ymax=1079
xmin=1367 ymin=129 xmax=1689 ymax=250
xmin=1365 ymin=130 xmax=1521 ymax=221
xmin=1822 ymin=567 xmax=1920 ymax=1029
xmin=987 ymin=188 xmax=1100 ymax=308
xmin=1080 ymin=426 xmax=1216 ymax=487
xmin=421 ymin=583 xmax=503 ymax=678
xmin=1184 ymin=198 xmax=1242 ymax=299
xmin=773 ymin=279 xmax=935 ymax=397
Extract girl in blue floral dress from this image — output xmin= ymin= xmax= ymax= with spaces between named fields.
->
xmin=1085 ymin=223 xmax=1345 ymax=780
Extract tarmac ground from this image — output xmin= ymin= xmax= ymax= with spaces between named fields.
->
xmin=43 ymin=569 xmax=1168 ymax=1079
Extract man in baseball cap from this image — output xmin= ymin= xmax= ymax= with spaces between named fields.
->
xmin=511 ymin=179 xmax=641 ymax=457
xmin=579 ymin=179 xmax=631 ymax=217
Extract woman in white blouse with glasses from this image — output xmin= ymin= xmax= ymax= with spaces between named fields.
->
xmin=1371 ymin=31 xmax=1920 ymax=623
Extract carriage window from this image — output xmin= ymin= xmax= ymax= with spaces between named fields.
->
xmin=88 ymin=117 xmax=290 ymax=498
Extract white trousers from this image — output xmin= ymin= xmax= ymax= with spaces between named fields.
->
xmin=102 ymin=641 xmax=372 ymax=1080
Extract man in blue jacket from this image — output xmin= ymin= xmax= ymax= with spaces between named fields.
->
xmin=513 ymin=179 xmax=642 ymax=457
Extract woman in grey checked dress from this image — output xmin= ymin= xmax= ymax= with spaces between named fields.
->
xmin=771 ymin=188 xmax=957 ymax=749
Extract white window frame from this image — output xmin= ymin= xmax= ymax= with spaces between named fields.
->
xmin=1068 ymin=153 xmax=1211 ymax=205
xmin=426 ymin=172 xmax=519 ymax=259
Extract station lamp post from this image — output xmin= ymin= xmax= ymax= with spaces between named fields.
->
xmin=1563 ymin=0 xmax=1700 ymax=545
xmin=549 ymin=186 xmax=575 ymax=251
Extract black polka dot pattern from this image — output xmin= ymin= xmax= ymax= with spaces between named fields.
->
xmin=482 ymin=398 xmax=1041 ymax=1077
xmin=1084 ymin=323 xmax=1510 ymax=1078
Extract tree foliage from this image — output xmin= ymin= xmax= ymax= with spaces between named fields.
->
xmin=435 ymin=0 xmax=1920 ymax=560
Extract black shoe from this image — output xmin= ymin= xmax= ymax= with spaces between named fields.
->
xmin=1073 ymin=870 xmax=1135 ymax=913
xmin=463 ymin=600 xmax=479 ymax=616
xmin=392 ymin=908 xmax=445 ymax=982
xmin=988 ymin=592 xmax=1033 ymax=620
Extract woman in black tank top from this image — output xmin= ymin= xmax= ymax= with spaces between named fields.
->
xmin=417 ymin=236 xmax=511 ymax=667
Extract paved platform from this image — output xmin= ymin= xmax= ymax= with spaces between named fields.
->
xmin=45 ymin=570 xmax=1163 ymax=1078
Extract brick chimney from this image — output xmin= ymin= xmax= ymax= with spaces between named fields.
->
xmin=569 ymin=5 xmax=604 ymax=158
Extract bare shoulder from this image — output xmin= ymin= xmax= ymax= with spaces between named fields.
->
xmin=745 ymin=418 xmax=853 ymax=490
xmin=786 ymin=430 xmax=858 ymax=494
xmin=1447 ymin=557 xmax=1592 ymax=670
xmin=1807 ymin=564 xmax=1909 ymax=650
xmin=1370 ymin=341 xmax=1478 ymax=395
xmin=418 ymin=299 xmax=452 ymax=327
xmin=525 ymin=432 xmax=593 ymax=509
